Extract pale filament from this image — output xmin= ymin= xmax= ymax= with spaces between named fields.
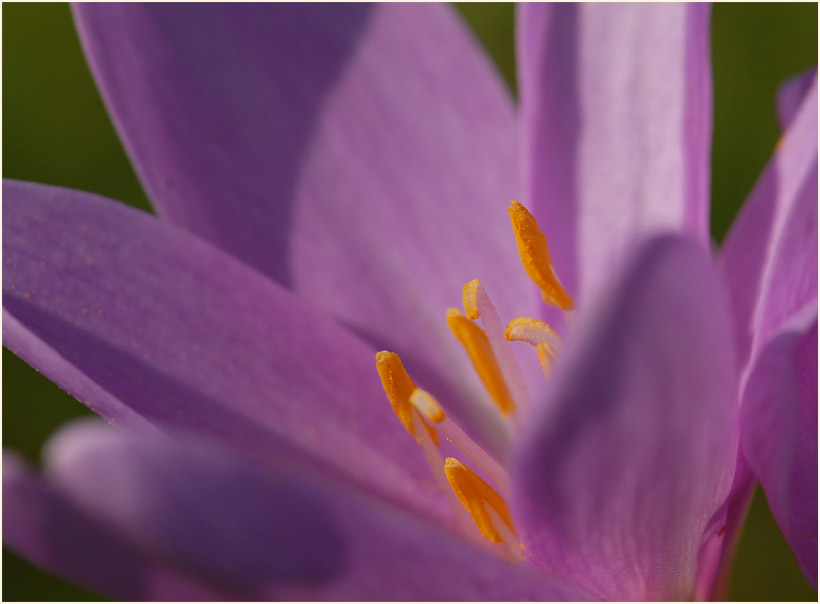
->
xmin=409 ymin=411 xmax=478 ymax=535
xmin=410 ymin=387 xmax=510 ymax=494
xmin=462 ymin=279 xmax=531 ymax=418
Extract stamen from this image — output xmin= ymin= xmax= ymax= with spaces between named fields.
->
xmin=446 ymin=308 xmax=516 ymax=416
xmin=508 ymin=200 xmax=574 ymax=311
xmin=505 ymin=317 xmax=561 ymax=377
xmin=376 ymin=353 xmax=472 ymax=531
xmin=409 ymin=387 xmax=446 ymax=423
xmin=462 ymin=279 xmax=531 ymax=414
xmin=410 ymin=387 xmax=510 ymax=493
xmin=375 ymin=351 xmax=437 ymax=444
xmin=444 ymin=457 xmax=516 ymax=544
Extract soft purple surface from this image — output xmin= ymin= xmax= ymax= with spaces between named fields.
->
xmin=517 ymin=3 xmax=712 ymax=309
xmin=741 ymin=313 xmax=818 ymax=589
xmin=73 ymin=3 xmax=532 ymax=453
xmin=3 ymin=3 xmax=817 ymax=600
xmin=720 ymin=77 xmax=818 ymax=373
xmin=693 ymin=450 xmax=755 ymax=601
xmin=2 ymin=180 xmax=447 ymax=523
xmin=701 ymin=72 xmax=818 ymax=601
xmin=512 ymin=235 xmax=738 ymax=601
xmin=777 ymin=69 xmax=818 ymax=130
xmin=27 ymin=420 xmax=597 ymax=601
xmin=3 ymin=449 xmax=230 ymax=601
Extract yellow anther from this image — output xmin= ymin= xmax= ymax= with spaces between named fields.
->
xmin=462 ymin=279 xmax=482 ymax=320
xmin=444 ymin=458 xmax=515 ymax=543
xmin=508 ymin=200 xmax=574 ymax=311
xmin=505 ymin=317 xmax=561 ymax=377
xmin=410 ymin=388 xmax=446 ymax=423
xmin=375 ymin=351 xmax=437 ymax=444
xmin=446 ymin=308 xmax=516 ymax=416
xmin=505 ymin=317 xmax=561 ymax=347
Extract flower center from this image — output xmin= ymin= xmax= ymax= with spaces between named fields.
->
xmin=375 ymin=200 xmax=573 ymax=558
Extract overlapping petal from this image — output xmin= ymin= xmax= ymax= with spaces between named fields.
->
xmin=74 ymin=4 xmax=533 ymax=449
xmin=3 ymin=3 xmax=815 ymax=600
xmin=2 ymin=180 xmax=446 ymax=522
xmin=4 ymin=450 xmax=230 ymax=601
xmin=720 ymin=76 xmax=818 ymax=372
xmin=517 ymin=3 xmax=712 ymax=308
xmin=697 ymin=72 xmax=819 ymax=601
xmin=513 ymin=235 xmax=738 ymax=601
xmin=740 ymin=311 xmax=818 ymax=589
xmin=777 ymin=69 xmax=817 ymax=130
xmin=14 ymin=420 xmax=597 ymax=601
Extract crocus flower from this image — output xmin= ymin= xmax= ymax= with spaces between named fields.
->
xmin=3 ymin=3 xmax=817 ymax=601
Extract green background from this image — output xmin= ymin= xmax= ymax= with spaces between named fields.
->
xmin=2 ymin=2 xmax=817 ymax=601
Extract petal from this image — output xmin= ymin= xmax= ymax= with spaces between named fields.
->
xmin=777 ymin=68 xmax=817 ymax=130
xmin=2 ymin=180 xmax=445 ymax=522
xmin=31 ymin=420 xmax=598 ymax=601
xmin=720 ymin=76 xmax=817 ymax=372
xmin=3 ymin=448 xmax=230 ymax=601
xmin=512 ymin=235 xmax=739 ymax=601
xmin=517 ymin=4 xmax=712 ymax=307
xmin=73 ymin=4 xmax=533 ymax=448
xmin=740 ymin=310 xmax=818 ymax=589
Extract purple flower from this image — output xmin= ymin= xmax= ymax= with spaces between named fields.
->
xmin=3 ymin=3 xmax=816 ymax=600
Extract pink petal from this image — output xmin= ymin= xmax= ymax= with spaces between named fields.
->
xmin=74 ymin=4 xmax=533 ymax=450
xmin=720 ymin=76 xmax=817 ymax=373
xmin=777 ymin=68 xmax=817 ymax=130
xmin=517 ymin=4 xmax=712 ymax=308
xmin=3 ymin=180 xmax=446 ymax=522
xmin=699 ymin=73 xmax=818 ymax=600
xmin=513 ymin=234 xmax=738 ymax=600
xmin=13 ymin=420 xmax=598 ymax=601
xmin=741 ymin=310 xmax=818 ymax=589
xmin=3 ymin=448 xmax=231 ymax=601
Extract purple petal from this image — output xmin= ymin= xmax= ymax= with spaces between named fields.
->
xmin=517 ymin=4 xmax=712 ymax=307
xmin=740 ymin=311 xmax=818 ymax=589
xmin=3 ymin=448 xmax=230 ymax=601
xmin=693 ymin=451 xmax=755 ymax=600
xmin=30 ymin=420 xmax=597 ymax=601
xmin=720 ymin=76 xmax=818 ymax=372
xmin=73 ymin=4 xmax=533 ymax=448
xmin=777 ymin=68 xmax=818 ymax=130
xmin=2 ymin=180 xmax=446 ymax=522
xmin=512 ymin=235 xmax=738 ymax=601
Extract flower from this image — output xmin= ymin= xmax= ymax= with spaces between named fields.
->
xmin=3 ymin=3 xmax=817 ymax=601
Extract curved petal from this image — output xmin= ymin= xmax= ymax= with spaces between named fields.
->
xmin=740 ymin=310 xmax=818 ymax=589
xmin=512 ymin=235 xmax=738 ymax=601
xmin=517 ymin=3 xmax=712 ymax=308
xmin=73 ymin=4 xmax=533 ymax=449
xmin=777 ymin=68 xmax=817 ymax=130
xmin=720 ymin=76 xmax=818 ymax=373
xmin=25 ymin=420 xmax=598 ymax=601
xmin=2 ymin=180 xmax=446 ymax=522
xmin=3 ymin=449 xmax=231 ymax=601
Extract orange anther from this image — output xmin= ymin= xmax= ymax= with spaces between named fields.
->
xmin=508 ymin=200 xmax=574 ymax=311
xmin=375 ymin=351 xmax=437 ymax=444
xmin=445 ymin=458 xmax=515 ymax=543
xmin=446 ymin=309 xmax=516 ymax=415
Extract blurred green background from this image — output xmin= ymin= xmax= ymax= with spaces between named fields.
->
xmin=2 ymin=2 xmax=817 ymax=601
